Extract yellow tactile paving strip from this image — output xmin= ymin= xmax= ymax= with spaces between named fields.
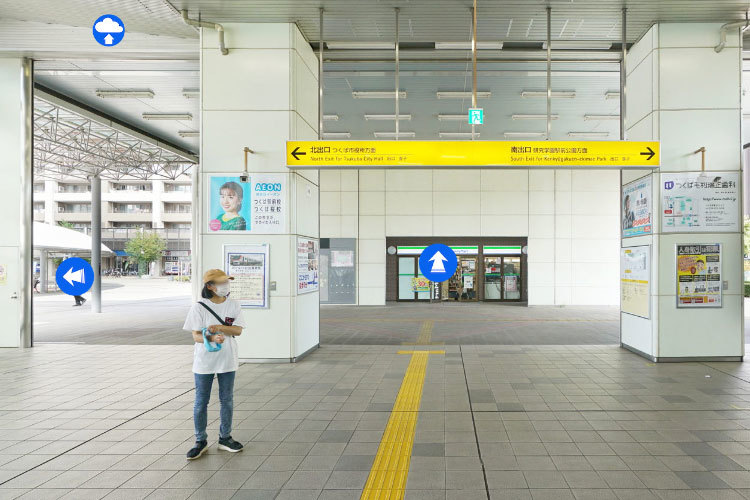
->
xmin=361 ymin=350 xmax=444 ymax=500
xmin=401 ymin=320 xmax=443 ymax=346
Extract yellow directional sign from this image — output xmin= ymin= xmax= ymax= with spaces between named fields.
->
xmin=286 ymin=140 xmax=659 ymax=169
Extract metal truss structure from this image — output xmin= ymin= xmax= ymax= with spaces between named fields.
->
xmin=34 ymin=94 xmax=197 ymax=181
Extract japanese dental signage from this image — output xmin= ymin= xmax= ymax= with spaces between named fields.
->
xmin=297 ymin=237 xmax=319 ymax=294
xmin=620 ymin=246 xmax=650 ymax=318
xmin=662 ymin=172 xmax=739 ymax=232
xmin=676 ymin=244 xmax=722 ymax=308
xmin=207 ymin=174 xmax=286 ymax=233
xmin=622 ymin=176 xmax=652 ymax=238
xmin=224 ymin=244 xmax=269 ymax=308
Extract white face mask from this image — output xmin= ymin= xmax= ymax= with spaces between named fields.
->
xmin=214 ymin=283 xmax=231 ymax=297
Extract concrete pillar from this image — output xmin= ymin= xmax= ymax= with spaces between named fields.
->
xmin=622 ymin=23 xmax=743 ymax=361
xmin=200 ymin=24 xmax=320 ymax=361
xmin=40 ymin=249 xmax=48 ymax=293
xmin=91 ymin=175 xmax=101 ymax=313
xmin=0 ymin=58 xmax=32 ymax=348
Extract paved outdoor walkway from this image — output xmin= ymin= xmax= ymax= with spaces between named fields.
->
xmin=3 ymin=342 xmax=750 ymax=499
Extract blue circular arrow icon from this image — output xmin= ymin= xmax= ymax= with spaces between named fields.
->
xmin=418 ymin=244 xmax=458 ymax=283
xmin=55 ymin=257 xmax=95 ymax=296
xmin=93 ymin=15 xmax=125 ymax=47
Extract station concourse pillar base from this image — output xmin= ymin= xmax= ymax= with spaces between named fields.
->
xmin=198 ymin=23 xmax=320 ymax=362
xmin=621 ymin=23 xmax=744 ymax=361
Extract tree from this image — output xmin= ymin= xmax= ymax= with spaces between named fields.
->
xmin=57 ymin=221 xmax=74 ymax=229
xmin=745 ymin=217 xmax=750 ymax=257
xmin=125 ymin=231 xmax=165 ymax=276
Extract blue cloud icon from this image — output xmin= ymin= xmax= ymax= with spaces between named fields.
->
xmin=95 ymin=17 xmax=123 ymax=33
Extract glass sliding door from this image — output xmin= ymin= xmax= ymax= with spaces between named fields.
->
xmin=483 ymin=255 xmax=522 ymax=301
xmin=398 ymin=257 xmax=416 ymax=300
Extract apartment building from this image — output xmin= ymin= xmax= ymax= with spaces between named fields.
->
xmin=33 ymin=176 xmax=192 ymax=274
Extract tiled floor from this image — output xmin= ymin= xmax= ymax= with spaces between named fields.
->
xmin=4 ymin=340 xmax=750 ymax=499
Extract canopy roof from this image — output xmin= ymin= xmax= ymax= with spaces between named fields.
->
xmin=34 ymin=222 xmax=113 ymax=255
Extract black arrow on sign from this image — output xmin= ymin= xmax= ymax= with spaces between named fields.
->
xmin=291 ymin=147 xmax=307 ymax=161
xmin=640 ymin=146 xmax=655 ymax=161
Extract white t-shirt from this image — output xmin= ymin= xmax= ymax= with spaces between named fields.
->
xmin=183 ymin=298 xmax=245 ymax=374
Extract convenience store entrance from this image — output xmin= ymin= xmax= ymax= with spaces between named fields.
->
xmin=387 ymin=237 xmax=527 ymax=303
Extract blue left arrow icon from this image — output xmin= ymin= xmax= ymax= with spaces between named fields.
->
xmin=55 ymin=257 xmax=95 ymax=296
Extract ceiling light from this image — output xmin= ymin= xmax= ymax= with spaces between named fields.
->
xmin=364 ymin=114 xmax=412 ymax=121
xmin=605 ymin=92 xmax=620 ymax=100
xmin=567 ymin=131 xmax=610 ymax=138
xmin=584 ymin=115 xmax=619 ymax=121
xmin=323 ymin=114 xmax=339 ymax=121
xmin=95 ymin=89 xmax=154 ymax=99
xmin=521 ymin=91 xmax=576 ymax=98
xmin=504 ymin=132 xmax=546 ymax=138
xmin=439 ymin=132 xmax=479 ymax=139
xmin=542 ymin=41 xmax=613 ymax=50
xmin=437 ymin=114 xmax=467 ymax=121
xmin=353 ymin=91 xmax=407 ymax=99
xmin=437 ymin=91 xmax=491 ymax=99
xmin=178 ymin=130 xmax=199 ymax=137
xmin=327 ymin=42 xmax=395 ymax=50
xmin=142 ymin=113 xmax=193 ymax=120
xmin=435 ymin=41 xmax=503 ymax=50
xmin=512 ymin=114 xmax=559 ymax=120
xmin=322 ymin=132 xmax=351 ymax=139
xmin=374 ymin=131 xmax=415 ymax=138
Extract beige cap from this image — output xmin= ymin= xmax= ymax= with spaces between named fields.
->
xmin=202 ymin=269 xmax=234 ymax=284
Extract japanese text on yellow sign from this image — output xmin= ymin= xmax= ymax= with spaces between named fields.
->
xmin=287 ymin=140 xmax=659 ymax=169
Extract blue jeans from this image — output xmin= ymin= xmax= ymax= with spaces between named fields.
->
xmin=193 ymin=371 xmax=235 ymax=442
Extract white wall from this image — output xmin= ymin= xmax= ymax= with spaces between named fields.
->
xmin=623 ymin=23 xmax=743 ymax=359
xmin=321 ymin=168 xmax=620 ymax=306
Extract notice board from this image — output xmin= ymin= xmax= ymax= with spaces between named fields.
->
xmin=621 ymin=246 xmax=650 ymax=319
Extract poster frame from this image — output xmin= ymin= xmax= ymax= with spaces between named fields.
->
xmin=223 ymin=243 xmax=270 ymax=309
xmin=675 ymin=243 xmax=722 ymax=309
xmin=621 ymin=174 xmax=653 ymax=239
xmin=206 ymin=173 xmax=287 ymax=234
xmin=297 ymin=237 xmax=320 ymax=295
xmin=620 ymin=244 xmax=651 ymax=319
xmin=660 ymin=171 xmax=740 ymax=233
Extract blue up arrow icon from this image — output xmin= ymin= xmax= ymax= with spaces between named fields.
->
xmin=418 ymin=244 xmax=458 ymax=283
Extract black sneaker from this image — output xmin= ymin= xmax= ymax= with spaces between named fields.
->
xmin=186 ymin=440 xmax=208 ymax=460
xmin=217 ymin=436 xmax=243 ymax=453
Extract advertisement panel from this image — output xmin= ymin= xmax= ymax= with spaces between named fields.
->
xmin=223 ymin=244 xmax=269 ymax=308
xmin=207 ymin=174 xmax=286 ymax=233
xmin=411 ymin=277 xmax=430 ymax=292
xmin=676 ymin=244 xmax=722 ymax=308
xmin=297 ymin=237 xmax=319 ymax=294
xmin=662 ymin=172 xmax=739 ymax=232
xmin=620 ymin=246 xmax=650 ymax=318
xmin=622 ymin=176 xmax=652 ymax=238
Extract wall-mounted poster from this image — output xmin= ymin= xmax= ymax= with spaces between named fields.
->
xmin=297 ymin=237 xmax=319 ymax=294
xmin=662 ymin=172 xmax=739 ymax=232
xmin=621 ymin=246 xmax=650 ymax=318
xmin=622 ymin=176 xmax=652 ymax=237
xmin=207 ymin=174 xmax=286 ymax=233
xmin=411 ymin=276 xmax=430 ymax=292
xmin=223 ymin=244 xmax=269 ymax=308
xmin=676 ymin=244 xmax=721 ymax=308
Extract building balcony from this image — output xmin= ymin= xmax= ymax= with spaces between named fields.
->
xmin=33 ymin=212 xmax=45 ymax=222
xmin=160 ymin=191 xmax=192 ymax=202
xmin=53 ymin=192 xmax=91 ymax=203
xmin=104 ymin=191 xmax=155 ymax=203
xmin=54 ymin=212 xmax=91 ymax=222
xmin=107 ymin=212 xmax=153 ymax=223
xmin=161 ymin=212 xmax=191 ymax=223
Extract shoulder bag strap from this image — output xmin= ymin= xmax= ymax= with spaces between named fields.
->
xmin=198 ymin=301 xmax=228 ymax=326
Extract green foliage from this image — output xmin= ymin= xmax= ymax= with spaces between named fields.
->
xmin=124 ymin=231 xmax=165 ymax=275
xmin=745 ymin=217 xmax=750 ymax=257
xmin=745 ymin=282 xmax=750 ymax=297
xmin=57 ymin=221 xmax=74 ymax=229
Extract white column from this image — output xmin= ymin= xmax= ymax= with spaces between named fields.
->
xmin=200 ymin=23 xmax=319 ymax=361
xmin=0 ymin=58 xmax=32 ymax=348
xmin=623 ymin=23 xmax=743 ymax=360
xmin=91 ymin=175 xmax=101 ymax=313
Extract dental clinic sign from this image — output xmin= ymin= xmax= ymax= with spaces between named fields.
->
xmin=92 ymin=15 xmax=125 ymax=47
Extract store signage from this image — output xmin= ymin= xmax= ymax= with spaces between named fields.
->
xmin=483 ymin=246 xmax=522 ymax=255
xmin=398 ymin=245 xmax=478 ymax=255
xmin=286 ymin=140 xmax=660 ymax=169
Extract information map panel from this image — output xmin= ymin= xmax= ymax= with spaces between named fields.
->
xmin=287 ymin=140 xmax=660 ymax=169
